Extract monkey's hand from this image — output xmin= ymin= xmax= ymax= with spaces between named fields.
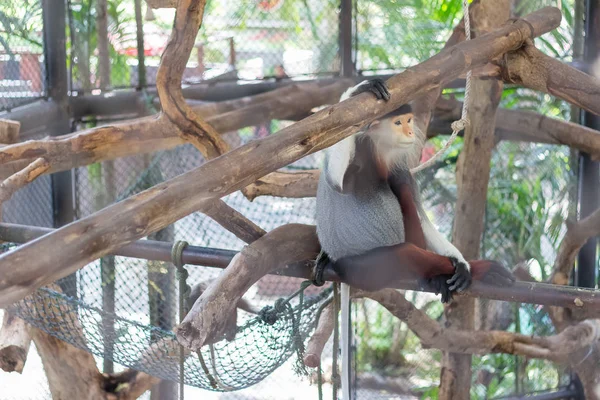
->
xmin=469 ymin=260 xmax=516 ymax=287
xmin=419 ymin=275 xmax=455 ymax=303
xmin=447 ymin=256 xmax=472 ymax=293
xmin=350 ymin=78 xmax=391 ymax=101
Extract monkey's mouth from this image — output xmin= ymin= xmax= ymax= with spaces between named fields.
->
xmin=395 ymin=140 xmax=415 ymax=148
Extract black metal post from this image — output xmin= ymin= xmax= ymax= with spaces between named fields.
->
xmin=134 ymin=0 xmax=147 ymax=90
xmin=42 ymin=0 xmax=76 ymax=298
xmin=576 ymin=0 xmax=599 ymax=290
xmin=339 ymin=0 xmax=354 ymax=77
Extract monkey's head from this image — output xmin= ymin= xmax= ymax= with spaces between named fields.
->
xmin=367 ymin=111 xmax=418 ymax=152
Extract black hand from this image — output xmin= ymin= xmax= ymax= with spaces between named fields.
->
xmin=351 ymin=78 xmax=391 ymax=101
xmin=447 ymin=257 xmax=472 ymax=292
xmin=419 ymin=275 xmax=454 ymax=303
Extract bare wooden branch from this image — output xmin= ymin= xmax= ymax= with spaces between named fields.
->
xmin=145 ymin=0 xmax=176 ymax=8
xmin=505 ymin=40 xmax=600 ymax=116
xmin=304 ymin=302 xmax=335 ymax=368
xmin=0 ymin=82 xmax=347 ymax=181
xmin=0 ymin=7 xmax=561 ymax=308
xmin=550 ymin=208 xmax=600 ymax=286
xmin=0 ymin=311 xmax=31 ymax=373
xmin=244 ymin=170 xmax=320 ymax=201
xmin=435 ymin=97 xmax=600 ymax=158
xmin=17 ymin=284 xmax=162 ymax=399
xmin=203 ymin=200 xmax=266 ymax=244
xmin=103 ymin=369 xmax=161 ymax=400
xmin=441 ymin=1 xmax=510 ymax=397
xmin=356 ymin=288 xmax=600 ymax=363
xmin=175 ymin=224 xmax=319 ymax=351
xmin=0 ymin=119 xmax=20 ymax=145
xmin=0 ymin=158 xmax=49 ymax=204
xmin=156 ymin=0 xmax=229 ymax=158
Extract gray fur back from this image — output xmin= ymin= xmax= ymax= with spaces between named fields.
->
xmin=316 ymin=137 xmax=405 ymax=260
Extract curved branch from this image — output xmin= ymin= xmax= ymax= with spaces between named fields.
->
xmin=174 ymin=224 xmax=319 ymax=351
xmin=355 ymin=288 xmax=600 ymax=362
xmin=155 ymin=0 xmax=229 ymax=158
xmin=550 ymin=208 xmax=600 ymax=286
xmin=0 ymin=158 xmax=49 ymax=204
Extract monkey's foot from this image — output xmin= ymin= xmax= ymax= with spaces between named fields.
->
xmin=470 ymin=260 xmax=516 ymax=287
xmin=419 ymin=275 xmax=454 ymax=303
xmin=447 ymin=257 xmax=472 ymax=292
xmin=352 ymin=78 xmax=391 ymax=101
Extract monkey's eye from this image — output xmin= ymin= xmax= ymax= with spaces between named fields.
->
xmin=394 ymin=120 xmax=402 ymax=126
xmin=407 ymin=118 xmax=411 ymax=123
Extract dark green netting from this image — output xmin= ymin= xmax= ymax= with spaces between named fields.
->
xmin=3 ymin=134 xmax=334 ymax=391
xmin=9 ymin=265 xmax=332 ymax=391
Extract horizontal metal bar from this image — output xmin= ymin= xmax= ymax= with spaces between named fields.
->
xmin=1 ymin=223 xmax=599 ymax=310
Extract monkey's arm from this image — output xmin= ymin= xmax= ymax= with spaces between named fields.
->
xmin=325 ymin=79 xmax=390 ymax=192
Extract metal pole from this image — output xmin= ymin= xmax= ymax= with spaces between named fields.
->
xmin=2 ymin=223 xmax=600 ymax=309
xmin=134 ymin=0 xmax=147 ymax=90
xmin=42 ymin=0 xmax=76 ymax=298
xmin=576 ymin=0 xmax=600 ymax=290
xmin=339 ymin=0 xmax=354 ymax=77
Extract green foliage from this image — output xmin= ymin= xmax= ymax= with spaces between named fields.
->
xmin=0 ymin=0 xmax=43 ymax=54
xmin=67 ymin=0 xmax=135 ymax=89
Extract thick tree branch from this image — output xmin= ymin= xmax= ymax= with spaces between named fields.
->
xmin=550 ymin=208 xmax=600 ymax=286
xmin=0 ymin=7 xmax=561 ymax=308
xmin=440 ymin=1 xmax=510 ymax=397
xmin=0 ymin=119 xmax=20 ymax=144
xmin=174 ymin=224 xmax=319 ymax=351
xmin=244 ymin=170 xmax=320 ymax=201
xmin=203 ymin=200 xmax=266 ymax=244
xmin=0 ymin=311 xmax=31 ymax=373
xmin=504 ymin=40 xmax=600 ymax=116
xmin=0 ymin=81 xmax=347 ymax=181
xmin=156 ymin=0 xmax=229 ymax=158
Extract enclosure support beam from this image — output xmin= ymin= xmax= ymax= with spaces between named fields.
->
xmin=576 ymin=0 xmax=600 ymax=290
xmin=134 ymin=0 xmax=147 ymax=90
xmin=1 ymin=222 xmax=600 ymax=311
xmin=339 ymin=0 xmax=355 ymax=77
xmin=42 ymin=0 xmax=76 ymax=298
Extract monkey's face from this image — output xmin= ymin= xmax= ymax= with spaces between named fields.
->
xmin=389 ymin=113 xmax=415 ymax=147
xmin=368 ymin=112 xmax=416 ymax=149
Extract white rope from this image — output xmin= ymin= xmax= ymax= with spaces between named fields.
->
xmin=411 ymin=0 xmax=472 ymax=174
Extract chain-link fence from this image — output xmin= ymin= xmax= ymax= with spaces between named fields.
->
xmin=66 ymin=0 xmax=341 ymax=93
xmin=0 ymin=0 xmax=45 ymax=112
xmin=0 ymin=0 xmax=589 ymax=399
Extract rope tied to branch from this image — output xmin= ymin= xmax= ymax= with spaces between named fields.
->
xmin=410 ymin=0 xmax=472 ymax=174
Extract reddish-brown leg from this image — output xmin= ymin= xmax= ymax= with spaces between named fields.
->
xmin=332 ymin=243 xmax=456 ymax=292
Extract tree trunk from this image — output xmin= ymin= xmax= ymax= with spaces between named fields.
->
xmin=440 ymin=1 xmax=511 ymax=398
xmin=95 ymin=0 xmax=111 ymax=90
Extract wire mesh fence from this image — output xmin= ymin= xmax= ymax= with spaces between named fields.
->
xmin=0 ymin=0 xmax=45 ymax=112
xmin=66 ymin=0 xmax=342 ymax=93
xmin=0 ymin=0 xmax=588 ymax=399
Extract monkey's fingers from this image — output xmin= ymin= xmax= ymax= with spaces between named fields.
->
xmin=372 ymin=79 xmax=390 ymax=101
xmin=447 ymin=259 xmax=472 ymax=292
